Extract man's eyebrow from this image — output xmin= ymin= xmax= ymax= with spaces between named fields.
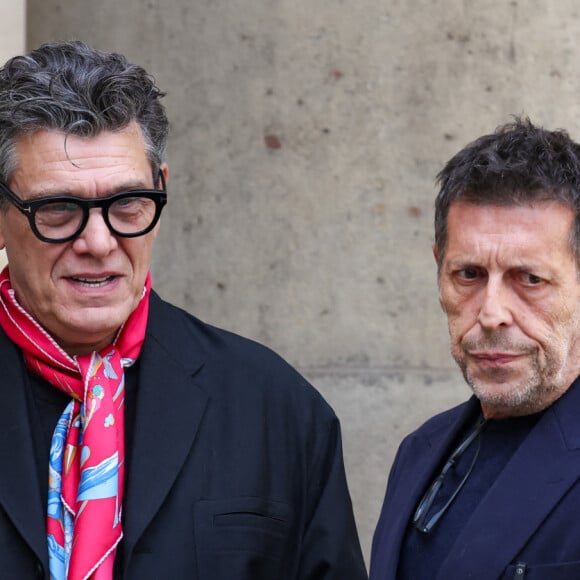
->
xmin=445 ymin=257 xmax=550 ymax=273
xmin=24 ymin=180 xmax=154 ymax=199
xmin=445 ymin=259 xmax=477 ymax=270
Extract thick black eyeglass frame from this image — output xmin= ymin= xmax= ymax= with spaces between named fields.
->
xmin=0 ymin=170 xmax=167 ymax=244
xmin=412 ymin=416 xmax=487 ymax=534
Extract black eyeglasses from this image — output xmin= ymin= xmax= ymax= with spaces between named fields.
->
xmin=0 ymin=170 xmax=167 ymax=243
xmin=413 ymin=416 xmax=487 ymax=534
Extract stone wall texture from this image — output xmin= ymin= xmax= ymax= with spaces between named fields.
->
xmin=26 ymin=0 xmax=580 ymax=564
xmin=0 ymin=0 xmax=25 ymax=270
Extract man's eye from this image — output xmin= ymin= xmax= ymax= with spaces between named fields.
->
xmin=457 ymin=267 xmax=480 ymax=280
xmin=521 ymin=272 xmax=543 ymax=285
xmin=39 ymin=201 xmax=79 ymax=214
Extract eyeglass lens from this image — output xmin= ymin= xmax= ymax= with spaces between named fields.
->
xmin=34 ymin=196 xmax=159 ymax=240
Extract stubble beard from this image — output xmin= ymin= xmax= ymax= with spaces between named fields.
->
xmin=461 ymin=358 xmax=546 ymax=415
xmin=454 ymin=338 xmax=567 ymax=417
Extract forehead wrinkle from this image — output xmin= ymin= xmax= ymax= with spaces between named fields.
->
xmin=14 ymin=171 xmax=152 ymax=199
xmin=448 ymin=202 xmax=573 ymax=254
xmin=447 ymin=235 xmax=564 ymax=275
xmin=10 ymin=124 xmax=153 ymax=199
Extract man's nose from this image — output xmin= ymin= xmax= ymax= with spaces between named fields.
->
xmin=71 ymin=208 xmax=118 ymax=256
xmin=477 ymin=278 xmax=514 ymax=330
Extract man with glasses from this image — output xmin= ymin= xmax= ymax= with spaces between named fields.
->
xmin=371 ymin=118 xmax=580 ymax=579
xmin=0 ymin=41 xmax=366 ymax=580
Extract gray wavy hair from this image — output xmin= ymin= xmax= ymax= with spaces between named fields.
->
xmin=0 ymin=40 xmax=169 ymax=182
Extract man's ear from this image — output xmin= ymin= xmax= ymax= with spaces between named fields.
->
xmin=160 ymin=163 xmax=169 ymax=186
xmin=432 ymin=243 xmax=440 ymax=265
xmin=0 ymin=211 xmax=7 ymax=250
xmin=432 ymin=243 xmax=446 ymax=312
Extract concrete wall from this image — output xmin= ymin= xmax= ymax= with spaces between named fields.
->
xmin=0 ymin=0 xmax=25 ymax=270
xmin=26 ymin=0 xmax=580 ymax=564
xmin=0 ymin=0 xmax=25 ymax=58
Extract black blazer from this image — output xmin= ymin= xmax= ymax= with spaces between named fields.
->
xmin=370 ymin=380 xmax=580 ymax=580
xmin=0 ymin=291 xmax=367 ymax=579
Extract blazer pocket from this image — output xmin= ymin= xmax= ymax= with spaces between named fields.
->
xmin=194 ymin=497 xmax=293 ymax=580
xmin=503 ymin=560 xmax=580 ymax=579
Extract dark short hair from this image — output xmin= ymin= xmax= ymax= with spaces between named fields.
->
xmin=0 ymin=40 xmax=169 ymax=182
xmin=434 ymin=117 xmax=580 ymax=267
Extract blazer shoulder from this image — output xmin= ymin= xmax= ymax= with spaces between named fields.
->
xmin=403 ymin=397 xmax=476 ymax=446
xmin=147 ymin=290 xmax=337 ymax=418
xmin=148 ymin=290 xmax=299 ymax=372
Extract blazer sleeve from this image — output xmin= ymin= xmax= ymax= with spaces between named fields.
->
xmin=298 ymin=414 xmax=368 ymax=580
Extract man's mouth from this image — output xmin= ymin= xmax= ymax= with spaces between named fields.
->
xmin=69 ymin=276 xmax=115 ymax=287
xmin=469 ymin=352 xmax=525 ymax=366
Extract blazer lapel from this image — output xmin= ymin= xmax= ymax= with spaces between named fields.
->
xmin=121 ymin=296 xmax=209 ymax=567
xmin=438 ymin=384 xmax=580 ymax=580
xmin=0 ymin=332 xmax=48 ymax=567
xmin=372 ymin=399 xmax=478 ymax=578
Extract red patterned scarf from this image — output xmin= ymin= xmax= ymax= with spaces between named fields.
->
xmin=0 ymin=266 xmax=150 ymax=580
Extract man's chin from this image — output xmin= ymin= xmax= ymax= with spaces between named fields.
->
xmin=49 ymin=309 xmax=128 ymax=354
xmin=466 ymin=372 xmax=532 ymax=406
xmin=468 ymin=377 xmax=545 ymax=417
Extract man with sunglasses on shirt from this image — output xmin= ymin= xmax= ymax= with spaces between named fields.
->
xmin=0 ymin=41 xmax=366 ymax=580
xmin=371 ymin=118 xmax=580 ymax=579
